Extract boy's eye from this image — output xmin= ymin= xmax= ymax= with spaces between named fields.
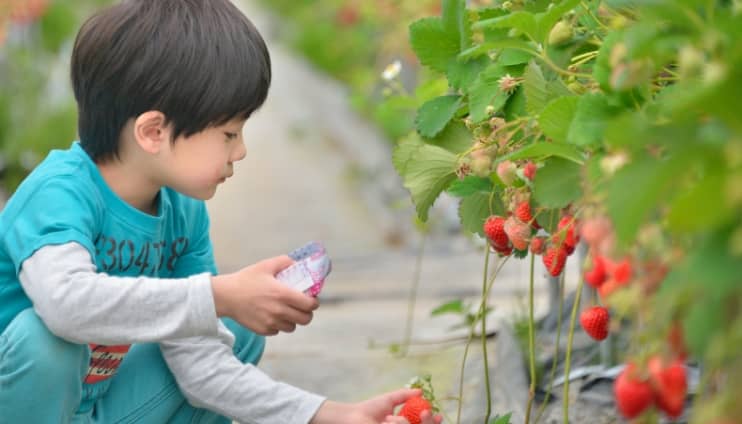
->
xmin=225 ymin=132 xmax=238 ymax=140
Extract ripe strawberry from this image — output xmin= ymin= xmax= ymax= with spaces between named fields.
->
xmin=515 ymin=201 xmax=540 ymax=229
xmin=614 ymin=363 xmax=654 ymax=419
xmin=530 ymin=236 xmax=546 ymax=255
xmin=542 ymin=245 xmax=567 ymax=277
xmin=607 ymin=257 xmax=633 ymax=285
xmin=584 ymin=255 xmax=607 ymax=288
xmin=648 ymin=356 xmax=687 ymax=419
xmin=598 ymin=278 xmax=620 ymax=299
xmin=580 ymin=306 xmax=609 ymax=341
xmin=483 ymin=215 xmax=509 ymax=250
xmin=667 ymin=321 xmax=688 ymax=361
xmin=504 ymin=216 xmax=531 ymax=251
xmin=554 ymin=215 xmax=579 ymax=250
xmin=398 ymin=395 xmax=432 ymax=424
xmin=522 ymin=161 xmax=537 ymax=181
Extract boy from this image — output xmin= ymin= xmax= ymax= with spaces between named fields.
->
xmin=0 ymin=1 xmax=441 ymax=423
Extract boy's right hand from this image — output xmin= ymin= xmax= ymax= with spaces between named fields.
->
xmin=211 ymin=255 xmax=320 ymax=335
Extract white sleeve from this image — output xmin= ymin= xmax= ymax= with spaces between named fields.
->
xmin=18 ymin=242 xmax=219 ymax=345
xmin=160 ymin=323 xmax=326 ymax=424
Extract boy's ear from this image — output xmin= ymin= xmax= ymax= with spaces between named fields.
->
xmin=133 ymin=111 xmax=171 ymax=154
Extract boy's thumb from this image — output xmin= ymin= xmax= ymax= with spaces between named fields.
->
xmin=257 ymin=255 xmax=295 ymax=275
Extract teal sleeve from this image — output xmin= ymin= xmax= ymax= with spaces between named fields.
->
xmin=2 ymin=177 xmax=98 ymax=275
xmin=171 ymin=201 xmax=218 ymax=278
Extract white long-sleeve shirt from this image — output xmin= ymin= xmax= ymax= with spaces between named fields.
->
xmin=19 ymin=242 xmax=325 ymax=424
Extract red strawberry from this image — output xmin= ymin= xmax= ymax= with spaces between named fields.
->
xmin=580 ymin=306 xmax=610 ymax=341
xmin=584 ymin=255 xmax=608 ymax=288
xmin=483 ymin=216 xmax=509 ymax=250
xmin=614 ymin=363 xmax=654 ymax=419
xmin=667 ymin=322 xmax=688 ymax=361
xmin=648 ymin=356 xmax=687 ymax=419
xmin=598 ymin=278 xmax=620 ymax=299
xmin=515 ymin=201 xmax=540 ymax=229
xmin=607 ymin=257 xmax=633 ymax=285
xmin=398 ymin=395 xmax=432 ymax=424
xmin=504 ymin=216 xmax=531 ymax=251
xmin=542 ymin=245 xmax=567 ymax=277
xmin=554 ymin=215 xmax=579 ymax=250
xmin=522 ymin=161 xmax=537 ymax=181
xmin=530 ymin=236 xmax=546 ymax=255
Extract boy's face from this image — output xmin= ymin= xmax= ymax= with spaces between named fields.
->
xmin=160 ymin=118 xmax=247 ymax=200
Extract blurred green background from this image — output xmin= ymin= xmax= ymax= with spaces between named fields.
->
xmin=0 ymin=0 xmax=110 ymax=192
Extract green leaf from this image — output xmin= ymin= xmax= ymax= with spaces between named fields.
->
xmin=468 ymin=65 xmax=509 ymax=123
xmin=667 ymin=170 xmax=733 ymax=233
xmin=459 ymin=39 xmax=537 ymax=61
xmin=409 ymin=17 xmax=461 ymax=74
xmin=431 ymin=300 xmax=466 ymax=316
xmin=459 ymin=191 xmax=505 ymax=236
xmin=607 ymin=152 xmax=696 ymax=246
xmin=504 ymin=86 xmax=527 ymax=121
xmin=442 ymin=0 xmax=471 ymax=51
xmin=489 ymin=412 xmax=513 ymax=424
xmin=499 ymin=142 xmax=584 ymax=164
xmin=498 ymin=48 xmax=533 ymax=66
xmin=448 ymin=176 xmax=493 ymax=197
xmin=538 ymin=96 xmax=579 ymax=143
xmin=567 ymin=93 xmax=622 ymax=147
xmin=447 ymin=57 xmax=489 ymax=91
xmin=683 ymin=295 xmax=726 ymax=358
xmin=426 ymin=121 xmax=473 ymax=154
xmin=523 ymin=61 xmax=549 ymax=115
xmin=535 ymin=207 xmax=561 ymax=234
xmin=392 ymin=135 xmax=458 ymax=221
xmin=533 ymin=157 xmax=583 ymax=208
xmin=473 ymin=11 xmax=538 ymax=40
xmin=416 ymin=95 xmax=462 ymax=138
xmin=40 ymin=2 xmax=78 ymax=53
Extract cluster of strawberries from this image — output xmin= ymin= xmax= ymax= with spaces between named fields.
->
xmin=614 ymin=355 xmax=688 ymax=420
xmin=482 ymin=202 xmax=579 ymax=278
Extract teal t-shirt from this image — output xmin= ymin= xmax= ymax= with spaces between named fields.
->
xmin=0 ymin=142 xmax=217 ymax=335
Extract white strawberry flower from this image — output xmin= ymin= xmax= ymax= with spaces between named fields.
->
xmin=382 ymin=60 xmax=402 ymax=81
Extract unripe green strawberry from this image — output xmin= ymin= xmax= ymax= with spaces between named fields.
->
xmin=496 ymin=160 xmax=517 ymax=185
xmin=471 ymin=155 xmax=493 ymax=178
xmin=398 ymin=395 xmax=432 ymax=424
xmin=580 ymin=306 xmax=609 ymax=341
xmin=504 ymin=216 xmax=530 ymax=251
xmin=614 ymin=363 xmax=654 ymax=419
xmin=548 ymin=20 xmax=573 ymax=46
xmin=543 ymin=245 xmax=567 ymax=277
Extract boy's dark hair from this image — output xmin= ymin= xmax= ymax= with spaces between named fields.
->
xmin=71 ymin=0 xmax=272 ymax=162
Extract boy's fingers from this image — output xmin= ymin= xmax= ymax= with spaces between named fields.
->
xmin=386 ymin=388 xmax=423 ymax=405
xmin=258 ymin=255 xmax=295 ymax=274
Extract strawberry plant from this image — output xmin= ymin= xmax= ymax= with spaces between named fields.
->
xmin=390 ymin=0 xmax=742 ymax=422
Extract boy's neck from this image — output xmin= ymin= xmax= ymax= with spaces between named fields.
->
xmin=97 ymin=159 xmax=161 ymax=216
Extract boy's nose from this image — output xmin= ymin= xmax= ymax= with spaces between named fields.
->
xmin=232 ymin=140 xmax=247 ymax=162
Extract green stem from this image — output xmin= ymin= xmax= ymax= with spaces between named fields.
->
xmin=534 ymin=276 xmax=566 ymax=424
xmin=563 ymin=278 xmax=584 ymax=424
xmin=525 ymin=253 xmax=537 ymax=424
xmin=456 ymin=332 xmax=475 ymax=424
xmin=399 ymin=230 xmax=427 ymax=357
xmin=481 ymin=249 xmax=493 ymax=424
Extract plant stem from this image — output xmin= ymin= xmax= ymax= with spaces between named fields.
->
xmin=525 ymin=253 xmax=537 ymax=424
xmin=456 ymin=331 xmax=475 ymax=424
xmin=563 ymin=278 xmax=584 ymax=424
xmin=481 ymin=248 xmax=492 ymax=424
xmin=534 ymin=275 xmax=566 ymax=424
xmin=399 ymin=230 xmax=427 ymax=357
